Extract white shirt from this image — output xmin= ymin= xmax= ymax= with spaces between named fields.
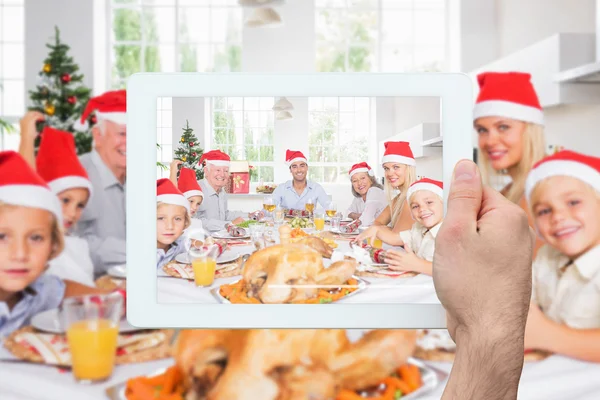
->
xmin=399 ymin=222 xmax=442 ymax=262
xmin=532 ymin=244 xmax=600 ymax=329
xmin=196 ymin=179 xmax=247 ymax=232
xmin=272 ymin=180 xmax=329 ymax=211
xmin=345 ymin=187 xmax=387 ymax=226
xmin=46 ymin=236 xmax=95 ymax=286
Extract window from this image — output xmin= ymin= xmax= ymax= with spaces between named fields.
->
xmin=315 ymin=0 xmax=446 ymax=72
xmin=211 ymin=97 xmax=275 ymax=183
xmin=308 ymin=97 xmax=372 ymax=183
xmin=156 ymin=97 xmax=173 ymax=178
xmin=0 ymin=0 xmax=24 ymax=150
xmin=108 ymin=0 xmax=242 ymax=89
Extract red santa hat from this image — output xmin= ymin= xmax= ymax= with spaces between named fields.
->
xmin=157 ymin=178 xmax=190 ymax=213
xmin=525 ymin=150 xmax=600 ymax=203
xmin=0 ymin=151 xmax=63 ymax=224
xmin=407 ymin=178 xmax=444 ymax=201
xmin=35 ymin=126 xmax=93 ymax=196
xmin=286 ymin=150 xmax=307 ymax=167
xmin=381 ymin=141 xmax=416 ymax=166
xmin=177 ymin=167 xmax=203 ymax=199
xmin=473 ymin=72 xmax=543 ymax=125
xmin=74 ymin=90 xmax=127 ymax=130
xmin=200 ymin=150 xmax=230 ymax=168
xmin=349 ymin=162 xmax=374 ymax=178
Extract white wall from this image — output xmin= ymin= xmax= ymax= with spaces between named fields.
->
xmin=171 ymin=98 xmax=205 ymax=151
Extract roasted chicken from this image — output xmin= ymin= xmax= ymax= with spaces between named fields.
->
xmin=173 ymin=329 xmax=417 ymax=400
xmin=241 ymin=243 xmax=357 ymax=303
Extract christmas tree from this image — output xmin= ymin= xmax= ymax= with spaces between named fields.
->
xmin=174 ymin=120 xmax=204 ymax=180
xmin=29 ymin=26 xmax=93 ymax=155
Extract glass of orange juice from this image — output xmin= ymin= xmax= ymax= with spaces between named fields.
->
xmin=370 ymin=237 xmax=383 ymax=249
xmin=190 ymin=245 xmax=219 ymax=287
xmin=61 ymin=293 xmax=123 ymax=383
xmin=314 ymin=212 xmax=326 ymax=231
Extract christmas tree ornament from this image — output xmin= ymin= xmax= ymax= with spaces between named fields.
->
xmin=90 ymin=115 xmax=97 ymax=125
xmin=45 ymin=104 xmax=56 ymax=116
xmin=182 ymin=156 xmax=187 ymax=162
xmin=180 ymin=137 xmax=185 ymax=143
xmin=192 ymin=152 xmax=197 ymax=157
xmin=174 ymin=120 xmax=205 ymax=180
xmin=190 ymin=142 xmax=194 ymax=146
xmin=67 ymin=96 xmax=76 ymax=104
xmin=43 ymin=63 xmax=52 ymax=73
xmin=61 ymin=73 xmax=71 ymax=83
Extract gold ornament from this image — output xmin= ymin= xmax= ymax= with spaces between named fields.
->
xmin=180 ymin=137 xmax=185 ymax=143
xmin=182 ymin=156 xmax=187 ymax=161
xmin=43 ymin=63 xmax=51 ymax=73
xmin=45 ymin=103 xmax=56 ymax=116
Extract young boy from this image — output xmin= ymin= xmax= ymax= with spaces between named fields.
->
xmin=0 ymin=151 xmax=116 ymax=338
xmin=524 ymin=150 xmax=600 ymax=362
xmin=354 ymin=178 xmax=444 ymax=275
xmin=170 ymin=162 xmax=204 ymax=232
xmin=156 ymin=178 xmax=191 ymax=270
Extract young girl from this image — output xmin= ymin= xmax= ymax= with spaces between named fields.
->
xmin=354 ymin=178 xmax=444 ymax=276
xmin=0 ymin=151 xmax=113 ymax=338
xmin=170 ymin=161 xmax=204 ymax=232
xmin=156 ymin=178 xmax=191 ymax=270
xmin=19 ymin=113 xmax=94 ymax=285
xmin=524 ymin=150 xmax=600 ymax=362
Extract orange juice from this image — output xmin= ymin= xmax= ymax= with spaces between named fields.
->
xmin=193 ymin=257 xmax=217 ymax=286
xmin=314 ymin=218 xmax=325 ymax=231
xmin=370 ymin=237 xmax=383 ymax=249
xmin=67 ymin=319 xmax=118 ymax=381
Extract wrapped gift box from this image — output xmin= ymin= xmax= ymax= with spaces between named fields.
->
xmin=227 ymin=160 xmax=250 ymax=194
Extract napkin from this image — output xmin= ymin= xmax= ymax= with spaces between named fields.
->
xmin=13 ymin=331 xmax=166 ymax=365
xmin=331 ymin=244 xmax=387 ymax=268
xmin=225 ymin=223 xmax=247 ymax=238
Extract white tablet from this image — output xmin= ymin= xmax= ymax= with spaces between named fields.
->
xmin=127 ymin=73 xmax=473 ymax=329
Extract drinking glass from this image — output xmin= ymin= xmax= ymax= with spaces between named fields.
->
xmin=190 ymin=245 xmax=220 ymax=287
xmin=263 ymin=195 xmax=275 ymax=220
xmin=61 ymin=293 xmax=123 ymax=383
xmin=273 ymin=206 xmax=285 ymax=225
xmin=331 ymin=215 xmax=341 ymax=232
xmin=314 ymin=212 xmax=325 ymax=232
xmin=325 ymin=202 xmax=337 ymax=218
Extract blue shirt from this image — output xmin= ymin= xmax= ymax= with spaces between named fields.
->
xmin=272 ymin=180 xmax=330 ymax=211
xmin=157 ymin=237 xmax=186 ymax=270
xmin=0 ymin=274 xmax=66 ymax=339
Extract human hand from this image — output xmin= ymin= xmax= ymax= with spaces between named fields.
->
xmin=385 ymin=247 xmax=419 ymax=271
xmin=232 ymin=217 xmax=245 ymax=225
xmin=170 ymin=159 xmax=183 ymax=170
xmin=19 ymin=111 xmax=45 ymax=140
xmin=524 ymin=303 xmax=551 ymax=351
xmin=249 ymin=210 xmax=265 ymax=221
xmin=353 ymin=225 xmax=378 ymax=243
xmin=434 ymin=160 xmax=534 ymax=342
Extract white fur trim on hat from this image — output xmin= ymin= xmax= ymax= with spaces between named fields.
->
xmin=525 ymin=160 xmax=600 ymax=203
xmin=381 ymin=155 xmax=416 ymax=166
xmin=157 ymin=194 xmax=191 ymax=213
xmin=72 ymin=119 xmax=89 ymax=131
xmin=96 ymin=111 xmax=127 ymax=125
xmin=47 ymin=176 xmax=93 ymax=197
xmin=407 ymin=183 xmax=444 ymax=201
xmin=349 ymin=168 xmax=374 ymax=178
xmin=0 ymin=184 xmax=63 ymax=225
xmin=206 ymin=160 xmax=230 ymax=168
xmin=287 ymin=157 xmax=307 ymax=166
xmin=473 ymin=100 xmax=544 ymax=126
xmin=183 ymin=190 xmax=203 ymax=199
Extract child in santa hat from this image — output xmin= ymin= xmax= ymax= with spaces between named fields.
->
xmin=523 ymin=150 xmax=600 ymax=362
xmin=18 ymin=112 xmax=94 ymax=286
xmin=169 ymin=160 xmax=203 ymax=232
xmin=0 ymin=151 xmax=120 ymax=338
xmin=354 ymin=178 xmax=444 ymax=276
xmin=156 ymin=178 xmax=191 ymax=270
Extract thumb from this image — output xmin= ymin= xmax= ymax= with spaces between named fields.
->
xmin=403 ymin=244 xmax=413 ymax=254
xmin=444 ymin=159 xmax=483 ymax=233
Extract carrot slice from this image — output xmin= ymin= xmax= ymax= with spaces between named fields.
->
xmin=398 ymin=364 xmax=421 ymax=391
xmin=160 ymin=366 xmax=181 ymax=395
xmin=336 ymin=389 xmax=364 ymax=400
xmin=383 ymin=376 xmax=412 ymax=394
xmin=127 ymin=379 xmax=157 ymax=400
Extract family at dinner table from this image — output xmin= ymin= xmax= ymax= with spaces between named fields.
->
xmin=0 ymin=71 xmax=599 ymax=369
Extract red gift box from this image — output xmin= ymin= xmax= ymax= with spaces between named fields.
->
xmin=226 ymin=161 xmax=250 ymax=194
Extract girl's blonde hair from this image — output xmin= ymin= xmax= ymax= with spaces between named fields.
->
xmin=529 ymin=176 xmax=600 ymax=213
xmin=157 ymin=202 xmax=191 ymax=230
xmin=383 ymin=165 xmax=417 ymax=226
xmin=0 ymin=202 xmax=65 ymax=260
xmin=479 ymin=123 xmax=546 ymax=204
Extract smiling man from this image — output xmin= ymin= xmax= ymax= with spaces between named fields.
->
xmin=75 ymin=90 xmax=127 ymax=275
xmin=196 ymin=150 xmax=261 ymax=232
xmin=272 ymin=150 xmax=329 ymax=215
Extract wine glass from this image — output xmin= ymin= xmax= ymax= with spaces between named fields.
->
xmin=326 ymin=202 xmax=337 ymax=219
xmin=305 ymin=198 xmax=315 ymax=221
xmin=263 ymin=195 xmax=275 ymax=220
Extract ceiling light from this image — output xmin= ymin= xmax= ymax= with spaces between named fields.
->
xmin=244 ymin=8 xmax=283 ymax=27
xmin=276 ymin=111 xmax=293 ymax=120
xmin=238 ymin=0 xmax=285 ymax=7
xmin=272 ymin=97 xmax=294 ymax=111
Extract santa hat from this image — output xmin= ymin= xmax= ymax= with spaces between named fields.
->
xmin=74 ymin=90 xmax=127 ymax=131
xmin=36 ymin=126 xmax=93 ymax=196
xmin=0 ymin=151 xmax=63 ymax=224
xmin=200 ymin=150 xmax=230 ymax=168
xmin=157 ymin=178 xmax=190 ymax=213
xmin=525 ymin=150 xmax=600 ymax=203
xmin=285 ymin=150 xmax=307 ymax=167
xmin=473 ymin=72 xmax=543 ymax=125
xmin=381 ymin=141 xmax=416 ymax=166
xmin=177 ymin=167 xmax=203 ymax=199
xmin=407 ymin=178 xmax=444 ymax=201
xmin=349 ymin=162 xmax=375 ymax=178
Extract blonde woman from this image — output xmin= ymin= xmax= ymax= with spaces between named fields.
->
xmin=474 ymin=72 xmax=547 ymax=255
xmin=372 ymin=141 xmax=417 ymax=233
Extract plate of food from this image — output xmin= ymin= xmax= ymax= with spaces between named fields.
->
xmin=30 ymin=309 xmax=139 ymax=334
xmin=175 ymin=250 xmax=239 ymax=265
xmin=107 ymin=264 xmax=126 ymax=279
xmin=330 ymin=227 xmax=360 ymax=236
xmin=212 ymin=229 xmax=250 ymax=240
xmin=106 ymin=330 xmax=447 ymax=400
xmin=256 ymin=184 xmax=277 ymax=194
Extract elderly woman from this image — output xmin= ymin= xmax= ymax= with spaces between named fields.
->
xmin=345 ymin=162 xmax=387 ymax=226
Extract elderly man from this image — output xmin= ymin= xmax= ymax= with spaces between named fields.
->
xmin=74 ymin=90 xmax=127 ymax=275
xmin=272 ymin=149 xmax=329 ymax=216
xmin=196 ymin=150 xmax=262 ymax=232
